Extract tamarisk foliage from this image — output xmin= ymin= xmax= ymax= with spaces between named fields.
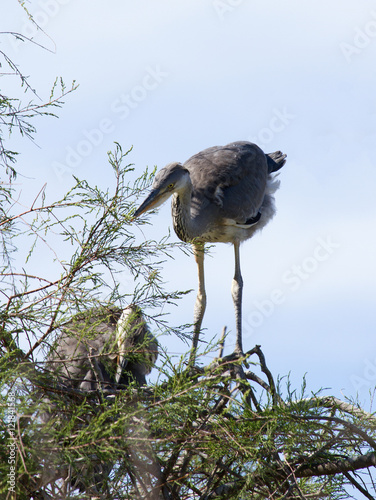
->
xmin=0 ymin=143 xmax=188 ymax=497
xmin=0 ymin=147 xmax=375 ymax=499
xmin=0 ymin=32 xmax=77 ymax=179
xmin=1 ymin=19 xmax=375 ymax=499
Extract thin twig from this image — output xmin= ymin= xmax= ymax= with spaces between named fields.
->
xmin=218 ymin=326 xmax=226 ymax=358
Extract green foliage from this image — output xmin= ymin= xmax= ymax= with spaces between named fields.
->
xmin=1 ymin=12 xmax=376 ymax=500
xmin=1 ymin=148 xmax=376 ymax=498
xmin=1 ymin=144 xmax=189 ymax=362
xmin=0 ymin=30 xmax=78 ymax=179
xmin=2 ymin=337 xmax=376 ymax=498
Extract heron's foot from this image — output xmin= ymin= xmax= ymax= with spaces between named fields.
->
xmin=232 ymin=348 xmax=250 ymax=369
xmin=215 ymin=349 xmax=246 ymax=365
xmin=234 ymin=345 xmax=243 ymax=356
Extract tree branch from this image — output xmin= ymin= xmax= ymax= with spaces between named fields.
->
xmin=295 ymin=451 xmax=376 ymax=478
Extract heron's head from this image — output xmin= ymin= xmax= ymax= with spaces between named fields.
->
xmin=133 ymin=162 xmax=190 ymax=218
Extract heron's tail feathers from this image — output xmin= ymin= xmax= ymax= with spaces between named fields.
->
xmin=266 ymin=151 xmax=287 ymax=173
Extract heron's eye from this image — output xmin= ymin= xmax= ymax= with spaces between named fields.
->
xmin=168 ymin=183 xmax=174 ymax=190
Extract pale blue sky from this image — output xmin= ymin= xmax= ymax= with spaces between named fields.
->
xmin=2 ymin=0 xmax=376 ymax=414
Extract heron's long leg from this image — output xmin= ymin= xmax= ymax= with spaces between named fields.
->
xmin=231 ymin=241 xmax=243 ymax=354
xmin=190 ymin=243 xmax=207 ymax=363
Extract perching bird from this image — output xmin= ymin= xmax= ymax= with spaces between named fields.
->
xmin=41 ymin=305 xmax=158 ymax=496
xmin=47 ymin=304 xmax=158 ymax=391
xmin=134 ymin=141 xmax=286 ymax=360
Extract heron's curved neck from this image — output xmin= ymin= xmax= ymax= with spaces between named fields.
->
xmin=171 ymin=179 xmax=199 ymax=242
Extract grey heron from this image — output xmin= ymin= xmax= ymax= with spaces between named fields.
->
xmin=47 ymin=304 xmax=158 ymax=390
xmin=134 ymin=141 xmax=286 ymax=360
xmin=42 ymin=305 xmax=158 ymax=496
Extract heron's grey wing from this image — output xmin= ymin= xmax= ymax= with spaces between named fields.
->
xmin=48 ymin=333 xmax=90 ymax=386
xmin=183 ymin=141 xmax=269 ymax=224
xmin=48 ymin=308 xmax=121 ymax=387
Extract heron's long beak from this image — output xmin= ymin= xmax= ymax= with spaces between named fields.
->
xmin=133 ymin=188 xmax=166 ymax=218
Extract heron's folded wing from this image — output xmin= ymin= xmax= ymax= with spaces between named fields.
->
xmin=184 ymin=142 xmax=268 ymax=224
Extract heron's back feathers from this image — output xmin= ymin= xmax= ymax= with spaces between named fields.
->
xmin=184 ymin=142 xmax=269 ymax=226
xmin=181 ymin=142 xmax=286 ymax=238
